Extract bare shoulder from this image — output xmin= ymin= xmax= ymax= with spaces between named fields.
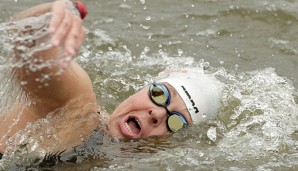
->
xmin=0 ymin=61 xmax=99 ymax=154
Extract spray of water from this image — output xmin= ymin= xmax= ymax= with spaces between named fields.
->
xmin=0 ymin=9 xmax=298 ymax=171
xmin=0 ymin=13 xmax=75 ymax=168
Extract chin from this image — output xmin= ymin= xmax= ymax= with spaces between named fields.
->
xmin=108 ymin=117 xmax=124 ymax=139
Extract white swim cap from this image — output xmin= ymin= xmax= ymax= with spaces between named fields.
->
xmin=157 ymin=69 xmax=222 ymax=124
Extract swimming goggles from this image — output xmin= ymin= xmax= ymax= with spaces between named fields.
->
xmin=149 ymin=83 xmax=188 ymax=132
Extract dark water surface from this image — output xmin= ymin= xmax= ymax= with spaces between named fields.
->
xmin=1 ymin=0 xmax=298 ymax=170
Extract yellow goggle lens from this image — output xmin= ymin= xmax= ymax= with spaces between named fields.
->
xmin=168 ymin=115 xmax=184 ymax=132
xmin=151 ymin=87 xmax=167 ymax=105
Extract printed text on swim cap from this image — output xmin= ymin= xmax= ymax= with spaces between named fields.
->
xmin=181 ymin=86 xmax=199 ymax=113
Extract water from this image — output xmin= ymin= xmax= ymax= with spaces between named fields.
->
xmin=1 ymin=0 xmax=298 ymax=170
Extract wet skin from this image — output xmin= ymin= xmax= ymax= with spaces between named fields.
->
xmin=109 ymin=83 xmax=192 ymax=140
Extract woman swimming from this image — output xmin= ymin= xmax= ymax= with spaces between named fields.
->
xmin=0 ymin=0 xmax=221 ymax=159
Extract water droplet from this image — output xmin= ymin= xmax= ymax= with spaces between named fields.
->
xmin=207 ymin=127 xmax=217 ymax=142
xmin=235 ymin=64 xmax=239 ymax=70
xmin=20 ymin=81 xmax=28 ymax=85
xmin=142 ymin=25 xmax=150 ymax=30
xmin=145 ymin=16 xmax=151 ymax=21
xmin=178 ymin=49 xmax=183 ymax=56
xmin=43 ymin=74 xmax=50 ymax=80
xmin=140 ymin=0 xmax=145 ymax=4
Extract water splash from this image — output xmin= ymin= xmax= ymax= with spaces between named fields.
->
xmin=0 ymin=13 xmax=75 ymax=169
xmin=0 ymin=4 xmax=298 ymax=170
xmin=88 ymin=66 xmax=298 ymax=170
xmin=60 ymin=26 xmax=298 ymax=169
xmin=214 ymin=68 xmax=298 ymax=163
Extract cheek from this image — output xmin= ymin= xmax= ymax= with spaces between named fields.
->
xmin=111 ymin=96 xmax=133 ymax=119
xmin=111 ymin=95 xmax=143 ymax=117
xmin=108 ymin=91 xmax=149 ymax=139
xmin=110 ymin=89 xmax=150 ymax=119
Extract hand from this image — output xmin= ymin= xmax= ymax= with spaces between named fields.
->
xmin=49 ymin=0 xmax=86 ymax=56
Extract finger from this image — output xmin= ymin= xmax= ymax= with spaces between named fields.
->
xmin=75 ymin=26 xmax=86 ymax=53
xmin=70 ymin=25 xmax=86 ymax=57
xmin=52 ymin=9 xmax=73 ymax=47
xmin=64 ymin=17 xmax=83 ymax=56
xmin=49 ymin=1 xmax=65 ymax=33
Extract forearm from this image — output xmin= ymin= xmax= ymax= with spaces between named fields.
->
xmin=10 ymin=1 xmax=64 ymax=86
xmin=10 ymin=0 xmax=86 ymax=105
xmin=0 ymin=1 xmax=95 ymax=159
xmin=13 ymin=46 xmax=69 ymax=102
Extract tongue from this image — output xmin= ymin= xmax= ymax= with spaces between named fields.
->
xmin=128 ymin=121 xmax=140 ymax=135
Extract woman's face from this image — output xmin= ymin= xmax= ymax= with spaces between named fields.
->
xmin=109 ymin=83 xmax=192 ymax=140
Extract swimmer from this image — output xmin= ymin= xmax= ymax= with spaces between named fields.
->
xmin=0 ymin=0 xmax=222 ymax=159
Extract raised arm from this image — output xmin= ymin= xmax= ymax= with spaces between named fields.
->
xmin=0 ymin=1 xmax=98 ymax=154
xmin=10 ymin=0 xmax=94 ymax=117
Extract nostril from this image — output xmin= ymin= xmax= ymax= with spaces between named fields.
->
xmin=149 ymin=110 xmax=152 ymax=115
xmin=152 ymin=118 xmax=158 ymax=124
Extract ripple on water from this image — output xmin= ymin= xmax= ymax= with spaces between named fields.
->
xmin=1 ymin=3 xmax=298 ymax=169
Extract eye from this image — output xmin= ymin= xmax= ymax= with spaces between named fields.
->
xmin=151 ymin=87 xmax=166 ymax=102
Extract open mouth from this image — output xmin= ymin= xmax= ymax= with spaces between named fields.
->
xmin=126 ymin=117 xmax=141 ymax=134
xmin=120 ymin=116 xmax=142 ymax=138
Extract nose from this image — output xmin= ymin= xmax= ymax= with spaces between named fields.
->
xmin=148 ymin=108 xmax=168 ymax=126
